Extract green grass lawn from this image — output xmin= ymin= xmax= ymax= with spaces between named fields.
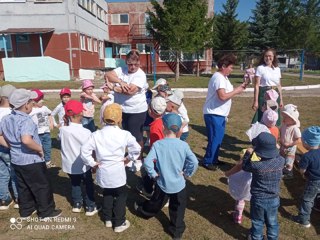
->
xmin=0 ymin=93 xmax=319 ymax=239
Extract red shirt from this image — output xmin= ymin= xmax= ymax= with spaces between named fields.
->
xmin=149 ymin=118 xmax=164 ymax=147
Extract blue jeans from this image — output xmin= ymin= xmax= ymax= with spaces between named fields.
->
xmin=298 ymin=180 xmax=320 ymax=224
xmin=39 ymin=133 xmax=51 ymax=162
xmin=82 ymin=117 xmax=96 ymax=132
xmin=68 ymin=170 xmax=95 ymax=207
xmin=0 ymin=152 xmax=18 ymax=201
xmin=203 ymin=114 xmax=226 ymax=165
xmin=250 ymin=197 xmax=280 ymax=240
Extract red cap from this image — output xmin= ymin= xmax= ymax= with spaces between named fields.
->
xmin=32 ymin=89 xmax=44 ymax=102
xmin=60 ymin=88 xmax=71 ymax=96
xmin=64 ymin=100 xmax=84 ymax=116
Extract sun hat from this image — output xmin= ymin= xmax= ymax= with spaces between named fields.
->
xmin=282 ymin=104 xmax=299 ymax=125
xmin=60 ymin=88 xmax=71 ymax=96
xmin=103 ymin=103 xmax=122 ymax=125
xmin=162 ymin=113 xmax=182 ymax=133
xmin=265 ymin=89 xmax=279 ymax=102
xmin=0 ymin=84 xmax=16 ymax=98
xmin=82 ymin=79 xmax=94 ymax=90
xmin=302 ymin=126 xmax=320 ymax=147
xmin=252 ymin=132 xmax=278 ymax=159
xmin=64 ymin=100 xmax=85 ymax=116
xmin=9 ymin=89 xmax=38 ymax=109
xmin=150 ymin=97 xmax=166 ymax=115
xmin=173 ymin=89 xmax=184 ymax=100
xmin=152 ymin=78 xmax=167 ymax=90
xmin=31 ymin=89 xmax=44 ymax=102
xmin=262 ymin=109 xmax=278 ymax=127
xmin=167 ymin=93 xmax=182 ymax=106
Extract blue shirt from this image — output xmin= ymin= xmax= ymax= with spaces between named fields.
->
xmin=299 ymin=149 xmax=320 ymax=181
xmin=242 ymin=152 xmax=285 ymax=199
xmin=0 ymin=110 xmax=43 ymax=165
xmin=144 ymin=138 xmax=198 ymax=194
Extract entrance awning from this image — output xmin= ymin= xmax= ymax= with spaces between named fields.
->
xmin=0 ymin=28 xmax=54 ymax=34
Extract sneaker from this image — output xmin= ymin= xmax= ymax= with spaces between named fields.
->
xmin=0 ymin=198 xmax=13 ymax=210
xmin=85 ymin=205 xmax=100 ymax=216
xmin=46 ymin=161 xmax=56 ymax=168
xmin=40 ymin=209 xmax=62 ymax=222
xmin=292 ymin=216 xmax=311 ymax=228
xmin=114 ymin=220 xmax=130 ymax=233
xmin=72 ymin=202 xmax=82 ymax=213
xmin=136 ymin=185 xmax=153 ymax=199
xmin=20 ymin=210 xmax=37 ymax=220
xmin=14 ymin=199 xmax=19 ymax=209
xmin=105 ymin=220 xmax=112 ymax=228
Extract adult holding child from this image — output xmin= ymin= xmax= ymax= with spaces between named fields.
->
xmin=105 ymin=50 xmax=148 ymax=170
xmin=202 ymin=54 xmax=247 ymax=171
xmin=252 ymin=48 xmax=283 ymax=126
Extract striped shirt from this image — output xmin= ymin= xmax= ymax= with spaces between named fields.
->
xmin=0 ymin=110 xmax=43 ymax=165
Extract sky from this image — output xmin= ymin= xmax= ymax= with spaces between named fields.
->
xmin=214 ymin=0 xmax=257 ymax=21
xmin=106 ymin=0 xmax=257 ymax=22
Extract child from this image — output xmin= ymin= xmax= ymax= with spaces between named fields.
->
xmin=80 ymin=79 xmax=101 ymax=132
xmin=81 ymin=103 xmax=141 ymax=232
xmin=0 ymin=88 xmax=61 ymax=220
xmin=262 ymin=109 xmax=279 ymax=141
xmin=136 ymin=97 xmax=167 ymax=198
xmin=135 ymin=113 xmax=198 ymax=239
xmin=243 ymin=64 xmax=255 ymax=85
xmin=142 ymin=87 xmax=154 ymax=147
xmin=30 ymin=89 xmax=55 ymax=168
xmin=242 ymin=132 xmax=285 ymax=240
xmin=51 ymin=88 xmax=71 ymax=128
xmin=261 ymin=89 xmax=279 ymax=113
xmin=152 ymin=78 xmax=168 ymax=92
xmin=0 ymin=84 xmax=19 ymax=210
xmin=280 ymin=104 xmax=301 ymax=179
xmin=166 ymin=93 xmax=190 ymax=141
xmin=292 ymin=126 xmax=320 ymax=228
xmin=173 ymin=89 xmax=190 ymax=142
xmin=99 ymin=82 xmax=114 ymax=127
xmin=59 ymin=100 xmax=99 ymax=216
xmin=156 ymin=84 xmax=171 ymax=99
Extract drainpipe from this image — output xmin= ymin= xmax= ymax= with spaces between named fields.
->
xmin=39 ymin=34 xmax=44 ymax=56
xmin=2 ymin=35 xmax=8 ymax=58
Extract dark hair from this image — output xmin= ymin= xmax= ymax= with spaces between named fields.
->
xmin=217 ymin=54 xmax=237 ymax=69
xmin=126 ymin=49 xmax=140 ymax=62
xmin=258 ymin=48 xmax=279 ymax=67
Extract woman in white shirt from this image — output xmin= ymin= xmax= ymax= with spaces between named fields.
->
xmin=252 ymin=48 xmax=283 ymax=126
xmin=202 ymin=54 xmax=246 ymax=171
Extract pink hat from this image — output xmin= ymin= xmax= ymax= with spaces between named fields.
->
xmin=265 ymin=89 xmax=279 ymax=101
xmin=82 ymin=79 xmax=94 ymax=90
xmin=262 ymin=109 xmax=278 ymax=127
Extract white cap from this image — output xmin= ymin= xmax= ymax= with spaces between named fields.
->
xmin=152 ymin=78 xmax=167 ymax=90
xmin=150 ymin=97 xmax=167 ymax=115
xmin=167 ymin=93 xmax=182 ymax=106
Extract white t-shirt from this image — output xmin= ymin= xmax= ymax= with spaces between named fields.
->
xmin=81 ymin=125 xmax=141 ymax=188
xmin=30 ymin=106 xmax=52 ymax=134
xmin=113 ymin=67 xmax=148 ymax=113
xmin=0 ymin=108 xmax=12 ymax=121
xmin=51 ymin=102 xmax=65 ymax=127
xmin=59 ymin=122 xmax=92 ymax=174
xmin=255 ymin=65 xmax=281 ymax=87
xmin=203 ymin=72 xmax=234 ymax=116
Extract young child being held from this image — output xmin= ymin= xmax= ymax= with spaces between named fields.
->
xmin=59 ymin=100 xmax=99 ymax=216
xmin=80 ymin=79 xmax=101 ymax=132
xmin=292 ymin=126 xmax=320 ymax=228
xmin=51 ymin=88 xmax=71 ymax=128
xmin=30 ymin=89 xmax=55 ymax=168
xmin=81 ymin=103 xmax=141 ymax=232
xmin=280 ymin=104 xmax=301 ymax=179
xmin=135 ymin=113 xmax=198 ymax=240
xmin=99 ymin=82 xmax=114 ymax=127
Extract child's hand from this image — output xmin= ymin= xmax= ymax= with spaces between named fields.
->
xmin=123 ymin=157 xmax=131 ymax=166
xmin=38 ymin=150 xmax=44 ymax=159
xmin=91 ymin=162 xmax=100 ymax=174
xmin=246 ymin=147 xmax=254 ymax=154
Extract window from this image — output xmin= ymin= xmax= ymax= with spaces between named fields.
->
xmin=98 ymin=41 xmax=104 ymax=59
xmin=93 ymin=39 xmax=98 ymax=52
xmin=0 ymin=35 xmax=12 ymax=51
xmin=119 ymin=44 xmax=131 ymax=55
xmin=136 ymin=43 xmax=152 ymax=54
xmin=80 ymin=34 xmax=86 ymax=50
xmin=87 ymin=37 xmax=92 ymax=51
xmin=111 ymin=14 xmax=129 ymax=25
xmin=16 ymin=34 xmax=29 ymax=43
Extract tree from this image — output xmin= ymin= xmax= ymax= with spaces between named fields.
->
xmin=147 ymin=0 xmax=214 ymax=80
xmin=248 ymin=0 xmax=280 ymax=52
xmin=214 ymin=0 xmax=248 ymax=57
